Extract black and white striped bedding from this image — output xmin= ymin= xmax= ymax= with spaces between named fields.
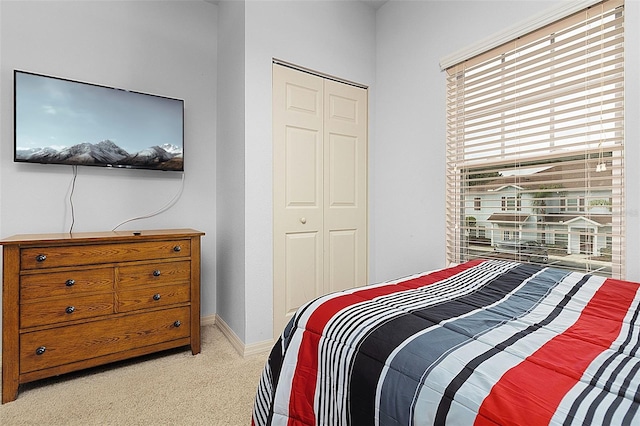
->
xmin=252 ymin=260 xmax=640 ymax=425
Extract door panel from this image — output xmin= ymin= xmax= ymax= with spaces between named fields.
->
xmin=285 ymin=232 xmax=322 ymax=315
xmin=327 ymin=229 xmax=357 ymax=293
xmin=285 ymin=127 xmax=320 ymax=207
xmin=324 ymin=79 xmax=368 ymax=295
xmin=287 ymin=83 xmax=320 ymax=115
xmin=328 ymin=134 xmax=357 ymax=206
xmin=328 ymin=93 xmax=359 ymax=123
xmin=273 ymin=65 xmax=324 ymax=336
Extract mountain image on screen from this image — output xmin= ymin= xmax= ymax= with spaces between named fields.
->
xmin=16 ymin=140 xmax=183 ymax=171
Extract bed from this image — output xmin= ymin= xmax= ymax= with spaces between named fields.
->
xmin=252 ymin=259 xmax=640 ymax=425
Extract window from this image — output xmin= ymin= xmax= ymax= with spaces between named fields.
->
xmin=501 ymin=196 xmax=521 ymax=211
xmin=445 ymin=0 xmax=624 ymax=277
xmin=474 ymin=197 xmax=481 ymax=211
xmin=562 ymin=197 xmax=586 ymax=212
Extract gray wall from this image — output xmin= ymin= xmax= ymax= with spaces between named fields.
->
xmin=217 ymin=0 xmax=247 ymax=340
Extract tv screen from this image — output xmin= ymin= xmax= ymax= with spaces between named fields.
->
xmin=14 ymin=70 xmax=184 ymax=171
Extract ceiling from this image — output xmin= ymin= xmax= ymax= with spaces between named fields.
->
xmin=205 ymin=1 xmax=388 ymax=11
xmin=362 ymin=0 xmax=388 ymax=10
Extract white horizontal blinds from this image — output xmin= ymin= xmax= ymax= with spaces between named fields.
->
xmin=446 ymin=0 xmax=624 ymax=278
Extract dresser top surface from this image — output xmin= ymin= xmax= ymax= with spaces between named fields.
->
xmin=0 ymin=229 xmax=205 ymax=246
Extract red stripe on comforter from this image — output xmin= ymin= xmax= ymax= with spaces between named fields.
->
xmin=288 ymin=260 xmax=484 ymax=426
xmin=475 ymin=278 xmax=639 ymax=426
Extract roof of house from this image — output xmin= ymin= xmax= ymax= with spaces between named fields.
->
xmin=542 ymin=213 xmax=612 ymax=226
xmin=487 ymin=213 xmax=530 ymax=223
xmin=487 ymin=212 xmax=611 ymax=226
xmin=471 ymin=159 xmax=612 ymax=193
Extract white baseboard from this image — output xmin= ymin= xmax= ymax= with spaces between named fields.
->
xmin=201 ymin=314 xmax=217 ymax=327
xmin=211 ymin=314 xmax=273 ymax=357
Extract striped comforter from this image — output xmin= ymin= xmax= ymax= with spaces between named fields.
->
xmin=252 ymin=260 xmax=640 ymax=425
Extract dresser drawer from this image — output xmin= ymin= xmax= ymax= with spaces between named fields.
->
xmin=20 ymin=307 xmax=191 ymax=374
xmin=20 ymin=268 xmax=114 ymax=300
xmin=117 ymin=283 xmax=190 ymax=312
xmin=21 ymin=240 xmax=191 ymax=270
xmin=20 ymin=294 xmax=114 ymax=328
xmin=117 ymin=260 xmax=191 ymax=288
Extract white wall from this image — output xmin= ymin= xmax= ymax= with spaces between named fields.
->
xmin=217 ymin=0 xmax=247 ymax=340
xmin=0 ymin=1 xmax=219 ymax=333
xmin=374 ymin=0 xmax=640 ymax=283
xmin=242 ymin=0 xmax=377 ymax=344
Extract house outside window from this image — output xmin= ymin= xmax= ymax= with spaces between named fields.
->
xmin=445 ymin=0 xmax=624 ymax=278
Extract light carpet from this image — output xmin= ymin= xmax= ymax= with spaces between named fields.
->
xmin=0 ymin=324 xmax=269 ymax=425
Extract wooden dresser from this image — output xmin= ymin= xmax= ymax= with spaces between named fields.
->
xmin=1 ymin=228 xmax=204 ymax=403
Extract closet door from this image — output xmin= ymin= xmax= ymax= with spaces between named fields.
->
xmin=272 ymin=64 xmax=368 ymax=337
xmin=273 ymin=65 xmax=325 ymax=337
xmin=324 ymin=80 xmax=368 ymax=294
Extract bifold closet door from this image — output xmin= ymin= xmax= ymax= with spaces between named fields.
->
xmin=323 ymin=79 xmax=368 ymax=295
xmin=272 ymin=64 xmax=368 ymax=337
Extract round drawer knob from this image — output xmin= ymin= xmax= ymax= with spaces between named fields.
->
xmin=65 ymin=279 xmax=76 ymax=287
xmin=173 ymin=320 xmax=181 ymax=328
xmin=36 ymin=254 xmax=47 ymax=262
xmin=36 ymin=346 xmax=46 ymax=356
xmin=153 ymin=293 xmax=161 ymax=301
xmin=65 ymin=306 xmax=75 ymax=314
xmin=173 ymin=245 xmax=181 ymax=252
xmin=153 ymin=270 xmax=161 ymax=277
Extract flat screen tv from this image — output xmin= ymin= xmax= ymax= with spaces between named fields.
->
xmin=14 ymin=70 xmax=184 ymax=171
